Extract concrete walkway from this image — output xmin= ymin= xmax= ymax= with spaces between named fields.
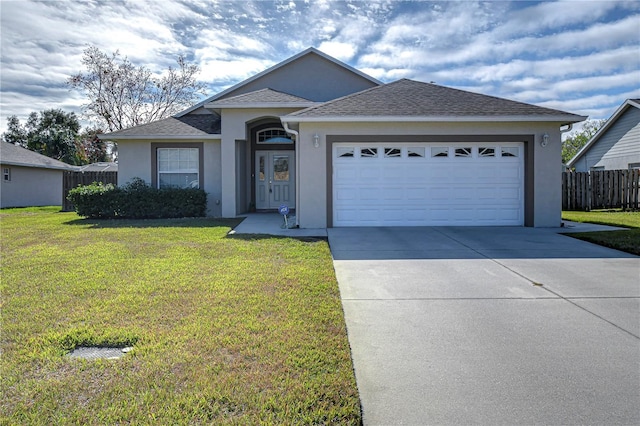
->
xmin=228 ymin=213 xmax=327 ymax=237
xmin=328 ymin=227 xmax=640 ymax=425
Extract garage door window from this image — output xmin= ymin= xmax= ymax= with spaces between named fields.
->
xmin=407 ymin=147 xmax=425 ymax=158
xmin=360 ymin=148 xmax=378 ymax=158
xmin=337 ymin=147 xmax=354 ymax=158
xmin=501 ymin=147 xmax=519 ymax=157
xmin=384 ymin=148 xmax=402 ymax=158
xmin=479 ymin=147 xmax=496 ymax=157
xmin=455 ymin=147 xmax=472 ymax=157
xmin=431 ymin=147 xmax=449 ymax=157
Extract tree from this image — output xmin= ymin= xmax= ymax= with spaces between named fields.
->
xmin=562 ymin=119 xmax=606 ymax=164
xmin=77 ymin=126 xmax=110 ymax=163
xmin=68 ymin=46 xmax=207 ymax=132
xmin=2 ymin=109 xmax=82 ymax=165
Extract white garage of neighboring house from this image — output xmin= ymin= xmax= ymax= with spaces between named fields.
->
xmin=0 ymin=141 xmax=76 ymax=209
xmin=103 ymin=48 xmax=586 ymax=228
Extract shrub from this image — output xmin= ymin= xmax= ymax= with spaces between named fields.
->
xmin=67 ymin=178 xmax=207 ymax=219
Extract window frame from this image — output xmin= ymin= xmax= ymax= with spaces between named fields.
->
xmin=151 ymin=143 xmax=204 ymax=189
xmin=3 ymin=167 xmax=11 ymax=182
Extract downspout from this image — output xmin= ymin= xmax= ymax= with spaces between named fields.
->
xmin=282 ymin=121 xmax=300 ymax=227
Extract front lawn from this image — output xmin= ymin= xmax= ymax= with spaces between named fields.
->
xmin=1 ymin=207 xmax=360 ymax=424
xmin=562 ymin=210 xmax=640 ymax=256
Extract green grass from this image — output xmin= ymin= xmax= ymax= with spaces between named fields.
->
xmin=562 ymin=210 xmax=640 ymax=255
xmin=1 ymin=207 xmax=361 ymax=425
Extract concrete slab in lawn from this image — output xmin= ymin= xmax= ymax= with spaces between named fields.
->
xmin=329 ymin=227 xmax=640 ymax=426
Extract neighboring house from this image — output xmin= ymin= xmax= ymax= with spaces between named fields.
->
xmin=102 ymin=48 xmax=586 ymax=228
xmin=0 ymin=141 xmax=75 ymax=208
xmin=77 ymin=162 xmax=118 ymax=172
xmin=568 ymin=99 xmax=640 ymax=172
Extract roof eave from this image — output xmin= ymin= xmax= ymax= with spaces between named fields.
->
xmin=98 ymin=134 xmax=221 ymax=141
xmin=282 ymin=115 xmax=588 ymax=123
xmin=1 ymin=160 xmax=75 ymax=171
xmin=205 ymin=102 xmax=319 ymax=109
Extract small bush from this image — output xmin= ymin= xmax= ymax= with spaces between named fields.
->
xmin=67 ymin=177 xmax=207 ymax=219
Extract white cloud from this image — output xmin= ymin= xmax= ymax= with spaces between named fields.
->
xmin=1 ymin=0 xmax=638 ymax=134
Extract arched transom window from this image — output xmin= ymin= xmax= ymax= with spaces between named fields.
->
xmin=257 ymin=128 xmax=293 ymax=144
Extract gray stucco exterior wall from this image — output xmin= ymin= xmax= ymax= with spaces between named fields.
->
xmin=0 ymin=165 xmax=64 ymax=208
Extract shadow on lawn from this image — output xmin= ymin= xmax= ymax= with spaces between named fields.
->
xmin=62 ymin=217 xmax=244 ymax=229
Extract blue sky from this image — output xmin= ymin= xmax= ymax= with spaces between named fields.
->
xmin=1 ymin=0 xmax=639 ymax=134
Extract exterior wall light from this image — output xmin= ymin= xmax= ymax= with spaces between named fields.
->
xmin=541 ymin=133 xmax=550 ymax=147
xmin=313 ymin=133 xmax=320 ymax=148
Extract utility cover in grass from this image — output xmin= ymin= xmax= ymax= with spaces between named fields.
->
xmin=67 ymin=346 xmax=132 ymax=360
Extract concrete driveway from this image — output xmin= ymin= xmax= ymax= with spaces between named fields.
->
xmin=328 ymin=227 xmax=640 ymax=425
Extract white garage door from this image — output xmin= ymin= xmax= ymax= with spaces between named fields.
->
xmin=333 ymin=143 xmax=524 ymax=226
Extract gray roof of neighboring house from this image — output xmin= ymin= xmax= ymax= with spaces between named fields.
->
xmin=77 ymin=162 xmax=118 ymax=172
xmin=101 ymin=114 xmax=221 ymax=139
xmin=285 ymin=79 xmax=586 ymax=121
xmin=208 ymin=88 xmax=313 ymax=106
xmin=0 ymin=141 xmax=76 ymax=170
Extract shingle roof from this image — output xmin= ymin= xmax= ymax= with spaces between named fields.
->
xmin=209 ymin=88 xmax=312 ymax=105
xmin=0 ymin=141 xmax=76 ymax=170
xmin=287 ymin=79 xmax=585 ymax=120
xmin=77 ymin=162 xmax=118 ymax=172
xmin=103 ymin=114 xmax=221 ymax=139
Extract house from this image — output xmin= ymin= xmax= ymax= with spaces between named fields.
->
xmin=102 ymin=48 xmax=586 ymax=228
xmin=567 ymin=99 xmax=640 ymax=172
xmin=0 ymin=141 xmax=76 ymax=208
xmin=77 ymin=162 xmax=118 ymax=172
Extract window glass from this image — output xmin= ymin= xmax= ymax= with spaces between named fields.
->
xmin=257 ymin=128 xmax=292 ymax=144
xmin=479 ymin=147 xmax=495 ymax=157
xmin=501 ymin=147 xmax=519 ymax=157
xmin=337 ymin=147 xmax=354 ymax=158
xmin=431 ymin=147 xmax=449 ymax=157
xmin=384 ymin=148 xmax=402 ymax=158
xmin=3 ymin=167 xmax=10 ymax=182
xmin=259 ymin=155 xmax=265 ymax=181
xmin=360 ymin=147 xmax=378 ymax=158
xmin=157 ymin=148 xmax=199 ymax=188
xmin=455 ymin=147 xmax=472 ymax=157
xmin=407 ymin=147 xmax=425 ymax=158
xmin=273 ymin=156 xmax=289 ymax=181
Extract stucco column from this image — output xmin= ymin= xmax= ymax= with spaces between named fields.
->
xmin=220 ymin=135 xmax=237 ymax=217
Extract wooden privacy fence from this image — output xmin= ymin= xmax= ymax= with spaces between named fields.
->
xmin=63 ymin=171 xmax=118 ymax=211
xmin=562 ymin=169 xmax=640 ymax=211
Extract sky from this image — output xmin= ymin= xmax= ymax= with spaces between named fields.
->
xmin=1 ymin=0 xmax=639 ymax=135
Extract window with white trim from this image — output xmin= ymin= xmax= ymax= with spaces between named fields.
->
xmin=479 ymin=147 xmax=496 ymax=157
xmin=431 ymin=147 xmax=449 ymax=157
xmin=157 ymin=148 xmax=199 ymax=189
xmin=337 ymin=147 xmax=354 ymax=158
xmin=257 ymin=128 xmax=292 ymax=144
xmin=628 ymin=162 xmax=640 ymax=170
xmin=3 ymin=167 xmax=10 ymax=182
xmin=455 ymin=147 xmax=472 ymax=157
xmin=360 ymin=147 xmax=378 ymax=158
xmin=384 ymin=148 xmax=402 ymax=158
xmin=501 ymin=147 xmax=519 ymax=157
xmin=407 ymin=147 xmax=425 ymax=158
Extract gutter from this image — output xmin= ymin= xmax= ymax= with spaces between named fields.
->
xmin=282 ymin=121 xmax=300 ymax=227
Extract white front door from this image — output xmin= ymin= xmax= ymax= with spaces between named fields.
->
xmin=255 ymin=151 xmax=295 ymax=210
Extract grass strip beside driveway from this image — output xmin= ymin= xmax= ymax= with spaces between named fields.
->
xmin=562 ymin=210 xmax=640 ymax=256
xmin=1 ymin=207 xmax=360 ymax=425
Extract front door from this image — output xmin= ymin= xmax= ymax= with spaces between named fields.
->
xmin=255 ymin=151 xmax=295 ymax=210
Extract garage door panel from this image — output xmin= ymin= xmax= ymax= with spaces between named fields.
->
xmin=333 ymin=142 xmax=524 ymax=226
